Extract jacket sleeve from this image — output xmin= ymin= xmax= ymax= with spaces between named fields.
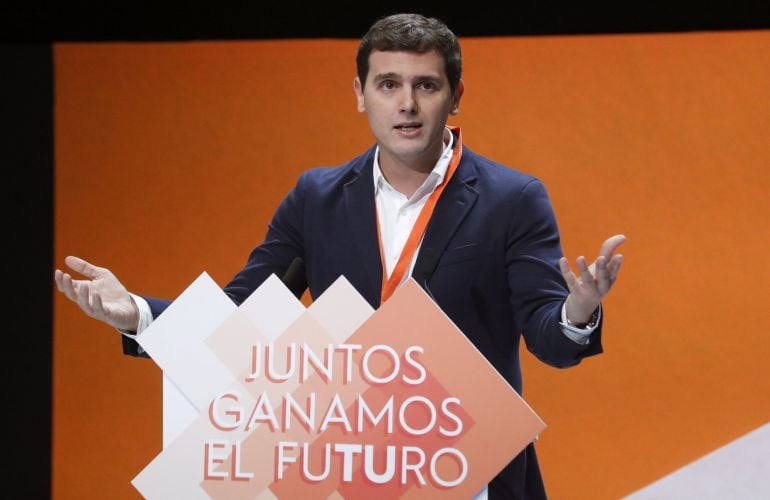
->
xmin=120 ymin=296 xmax=172 ymax=358
xmin=506 ymin=179 xmax=603 ymax=368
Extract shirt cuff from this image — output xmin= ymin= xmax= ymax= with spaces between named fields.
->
xmin=559 ymin=303 xmax=601 ymax=345
xmin=117 ymin=294 xmax=154 ymax=355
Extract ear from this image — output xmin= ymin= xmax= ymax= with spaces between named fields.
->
xmin=450 ymin=79 xmax=464 ymax=115
xmin=353 ymin=77 xmax=366 ymax=113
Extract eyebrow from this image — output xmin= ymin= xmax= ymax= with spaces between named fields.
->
xmin=372 ymin=72 xmax=401 ymax=83
xmin=371 ymin=72 xmax=443 ymax=84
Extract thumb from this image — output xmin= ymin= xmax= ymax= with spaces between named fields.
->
xmin=599 ymin=234 xmax=626 ymax=259
xmin=65 ymin=255 xmax=106 ymax=280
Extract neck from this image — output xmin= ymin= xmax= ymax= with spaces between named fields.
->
xmin=378 ymin=154 xmax=437 ymax=198
xmin=378 ymin=128 xmax=450 ymax=197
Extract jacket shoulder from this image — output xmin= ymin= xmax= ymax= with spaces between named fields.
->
xmin=298 ymin=147 xmax=375 ymax=189
xmin=463 ymin=147 xmax=543 ymax=192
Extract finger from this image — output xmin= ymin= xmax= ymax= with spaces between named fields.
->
xmin=91 ymin=291 xmax=107 ymax=322
xmin=577 ymin=256 xmax=600 ymax=294
xmin=60 ymin=273 xmax=79 ymax=302
xmin=595 ymin=255 xmax=611 ymax=294
xmin=598 ymin=234 xmax=626 ymax=259
xmin=55 ymin=270 xmax=78 ymax=300
xmin=54 ymin=269 xmax=65 ymax=292
xmin=559 ymin=257 xmax=580 ymax=293
xmin=65 ymin=255 xmax=106 ymax=280
xmin=76 ymin=281 xmax=96 ymax=317
xmin=608 ymin=254 xmax=623 ymax=282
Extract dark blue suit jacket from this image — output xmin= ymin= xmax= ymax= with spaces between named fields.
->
xmin=126 ymin=143 xmax=603 ymax=498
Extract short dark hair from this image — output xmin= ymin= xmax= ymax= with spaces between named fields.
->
xmin=356 ymin=13 xmax=462 ymax=93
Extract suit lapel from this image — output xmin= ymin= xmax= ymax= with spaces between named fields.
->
xmin=342 ymin=146 xmax=479 ymax=302
xmin=343 ymin=148 xmax=383 ymax=306
xmin=414 ymin=149 xmax=479 ymax=281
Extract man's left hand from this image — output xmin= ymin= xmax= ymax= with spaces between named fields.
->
xmin=560 ymin=234 xmax=625 ymax=326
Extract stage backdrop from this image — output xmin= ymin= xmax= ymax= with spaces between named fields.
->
xmin=54 ymin=31 xmax=770 ymax=498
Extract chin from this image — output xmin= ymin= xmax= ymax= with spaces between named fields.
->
xmin=393 ymin=146 xmax=430 ymax=160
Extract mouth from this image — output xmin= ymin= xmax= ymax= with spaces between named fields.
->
xmin=394 ymin=122 xmax=422 ymax=133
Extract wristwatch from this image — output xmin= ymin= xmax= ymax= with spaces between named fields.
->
xmin=566 ymin=307 xmax=600 ymax=329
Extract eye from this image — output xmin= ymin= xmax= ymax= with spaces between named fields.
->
xmin=380 ymin=80 xmax=398 ymax=90
xmin=418 ymin=81 xmax=438 ymax=91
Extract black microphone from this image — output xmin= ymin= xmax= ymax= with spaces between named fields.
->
xmin=416 ymin=248 xmax=439 ymax=281
xmin=281 ymin=257 xmax=306 ymax=299
xmin=416 ymin=248 xmax=439 ymax=302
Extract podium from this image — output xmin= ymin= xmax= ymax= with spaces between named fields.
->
xmin=131 ymin=273 xmax=545 ymax=498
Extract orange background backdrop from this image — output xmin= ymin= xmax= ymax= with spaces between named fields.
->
xmin=54 ymin=31 xmax=770 ymax=498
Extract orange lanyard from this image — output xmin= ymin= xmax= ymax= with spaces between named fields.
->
xmin=377 ymin=127 xmax=463 ymax=305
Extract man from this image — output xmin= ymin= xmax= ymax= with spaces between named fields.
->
xmin=55 ymin=13 xmax=623 ymax=499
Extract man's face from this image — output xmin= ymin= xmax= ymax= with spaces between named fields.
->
xmin=354 ymin=50 xmax=463 ymax=171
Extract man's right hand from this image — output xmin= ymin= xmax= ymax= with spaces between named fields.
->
xmin=54 ymin=256 xmax=140 ymax=332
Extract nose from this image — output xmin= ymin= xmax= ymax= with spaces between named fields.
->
xmin=399 ymin=88 xmax=417 ymax=114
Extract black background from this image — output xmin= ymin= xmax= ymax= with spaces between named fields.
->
xmin=3 ymin=2 xmax=768 ymax=496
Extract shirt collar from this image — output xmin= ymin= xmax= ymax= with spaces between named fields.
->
xmin=373 ymin=127 xmax=455 ymax=198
